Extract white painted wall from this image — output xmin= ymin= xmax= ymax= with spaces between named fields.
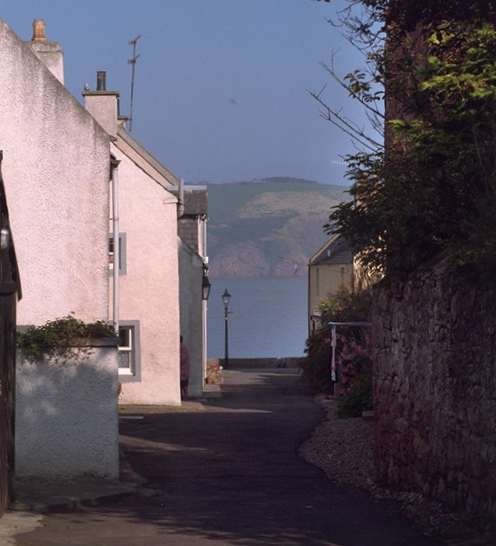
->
xmin=16 ymin=345 xmax=119 ymax=479
xmin=0 ymin=20 xmax=110 ymax=326
xmin=113 ymin=144 xmax=181 ymax=405
xmin=178 ymin=239 xmax=204 ymax=397
xmin=30 ymin=41 xmax=64 ymax=84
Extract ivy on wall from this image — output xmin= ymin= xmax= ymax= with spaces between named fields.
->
xmin=17 ymin=315 xmax=115 ymax=362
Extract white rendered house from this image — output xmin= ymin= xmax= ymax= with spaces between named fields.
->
xmin=84 ymin=73 xmax=182 ymax=405
xmin=0 ymin=19 xmax=119 ymax=478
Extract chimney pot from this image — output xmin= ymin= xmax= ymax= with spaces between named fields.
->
xmin=32 ymin=19 xmax=47 ymax=43
xmin=96 ymin=71 xmax=107 ymax=91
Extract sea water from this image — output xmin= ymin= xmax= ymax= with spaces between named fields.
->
xmin=207 ymin=277 xmax=308 ymax=359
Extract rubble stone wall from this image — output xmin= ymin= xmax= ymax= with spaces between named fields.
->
xmin=372 ymin=259 xmax=496 ymax=517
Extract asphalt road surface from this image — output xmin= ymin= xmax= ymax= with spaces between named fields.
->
xmin=16 ymin=369 xmax=443 ymax=546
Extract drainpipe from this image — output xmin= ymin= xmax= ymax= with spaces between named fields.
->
xmin=177 ymin=178 xmax=185 ymax=218
xmin=111 ymin=157 xmax=120 ymax=335
xmin=201 ymin=214 xmax=207 ymax=258
xmin=201 ymin=216 xmax=208 ymax=389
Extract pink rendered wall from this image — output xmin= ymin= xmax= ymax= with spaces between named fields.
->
xmin=0 ymin=20 xmax=110 ymax=325
xmin=112 ymin=145 xmax=181 ymax=405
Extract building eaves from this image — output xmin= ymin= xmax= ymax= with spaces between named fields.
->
xmin=115 ymin=127 xmax=180 ymax=191
xmin=309 ymin=233 xmax=341 ymax=264
xmin=309 ymin=234 xmax=353 ymax=266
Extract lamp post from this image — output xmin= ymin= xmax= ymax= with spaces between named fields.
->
xmin=222 ymin=289 xmax=231 ymax=368
xmin=201 ymin=266 xmax=211 ymax=393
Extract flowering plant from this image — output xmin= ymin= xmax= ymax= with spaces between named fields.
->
xmin=336 ymin=333 xmax=372 ymax=395
xmin=302 ymin=288 xmax=373 ymax=402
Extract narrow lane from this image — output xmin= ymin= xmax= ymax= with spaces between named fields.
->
xmin=16 ymin=369 xmax=443 ymax=546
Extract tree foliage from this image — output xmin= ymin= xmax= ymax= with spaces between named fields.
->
xmin=319 ymin=1 xmax=496 ymax=279
xmin=302 ymin=289 xmax=372 ymax=394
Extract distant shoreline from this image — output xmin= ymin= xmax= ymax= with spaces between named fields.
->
xmin=209 ymin=272 xmax=307 ymax=281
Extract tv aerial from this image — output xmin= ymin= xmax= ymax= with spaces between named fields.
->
xmin=128 ymin=35 xmax=141 ymax=132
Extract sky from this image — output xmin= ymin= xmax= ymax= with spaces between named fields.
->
xmin=2 ymin=0 xmax=371 ymax=184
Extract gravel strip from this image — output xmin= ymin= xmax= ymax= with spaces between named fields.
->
xmin=299 ymin=395 xmax=376 ymax=491
xmin=300 ymin=394 xmax=496 ymax=545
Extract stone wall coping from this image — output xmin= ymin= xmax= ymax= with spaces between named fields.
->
xmin=65 ymin=337 xmax=118 ymax=348
xmin=17 ymin=325 xmax=118 ymax=348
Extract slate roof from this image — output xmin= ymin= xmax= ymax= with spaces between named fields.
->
xmin=182 ymin=185 xmax=208 ymax=216
xmin=309 ymin=234 xmax=353 ymax=267
xmin=116 ymin=127 xmax=180 ymax=190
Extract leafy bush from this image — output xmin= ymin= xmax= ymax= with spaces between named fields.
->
xmin=17 ymin=315 xmax=115 ymax=362
xmin=319 ymin=288 xmax=372 ymax=324
xmin=301 ymin=328 xmax=334 ymax=393
xmin=302 ymin=289 xmax=372 ymax=396
xmin=337 ymin=373 xmax=373 ymax=418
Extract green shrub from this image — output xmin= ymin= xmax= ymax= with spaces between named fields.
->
xmin=17 ymin=315 xmax=115 ymax=362
xmin=302 ymin=289 xmax=372 ymax=394
xmin=336 ymin=373 xmax=373 ymax=418
xmin=301 ymin=330 xmax=333 ymax=393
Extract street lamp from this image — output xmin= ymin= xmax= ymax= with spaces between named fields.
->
xmin=222 ymin=289 xmax=231 ymax=368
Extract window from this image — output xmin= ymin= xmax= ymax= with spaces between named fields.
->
xmin=109 ymin=233 xmax=127 ymax=275
xmin=118 ymin=320 xmax=141 ymax=382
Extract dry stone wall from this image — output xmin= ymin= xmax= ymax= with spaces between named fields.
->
xmin=372 ymin=259 xmax=496 ymax=517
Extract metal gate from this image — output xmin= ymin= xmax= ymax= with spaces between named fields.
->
xmin=0 ymin=151 xmax=21 ymax=517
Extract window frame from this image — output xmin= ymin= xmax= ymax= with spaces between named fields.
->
xmin=118 ymin=320 xmax=141 ymax=383
xmin=109 ymin=232 xmax=127 ymax=275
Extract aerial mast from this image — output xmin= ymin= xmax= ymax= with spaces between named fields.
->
xmin=128 ymin=35 xmax=141 ymax=132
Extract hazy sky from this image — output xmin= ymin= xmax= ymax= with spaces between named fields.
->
xmin=3 ymin=0 xmax=369 ymax=184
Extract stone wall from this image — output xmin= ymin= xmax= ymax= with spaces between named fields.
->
xmin=206 ymin=359 xmax=222 ymax=385
xmin=373 ymin=259 xmax=496 ymax=517
xmin=222 ymin=357 xmax=305 ymax=369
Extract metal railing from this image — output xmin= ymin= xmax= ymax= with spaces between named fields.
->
xmin=328 ymin=321 xmax=371 ymax=393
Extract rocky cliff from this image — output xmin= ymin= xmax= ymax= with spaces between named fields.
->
xmin=204 ymin=177 xmax=349 ymax=279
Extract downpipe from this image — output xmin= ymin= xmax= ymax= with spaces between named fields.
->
xmin=111 ymin=158 xmax=120 ymax=335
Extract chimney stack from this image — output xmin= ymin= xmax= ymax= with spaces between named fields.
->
xmin=83 ymin=71 xmax=120 ymax=136
xmin=29 ymin=19 xmax=64 ymax=84
xmin=96 ymin=71 xmax=107 ymax=92
xmin=32 ymin=19 xmax=47 ymax=42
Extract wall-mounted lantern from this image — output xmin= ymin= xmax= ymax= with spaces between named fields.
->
xmin=0 ymin=228 xmax=10 ymax=251
xmin=202 ymin=267 xmax=211 ymax=301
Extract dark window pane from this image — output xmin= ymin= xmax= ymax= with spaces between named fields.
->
xmin=118 ymin=351 xmax=131 ymax=369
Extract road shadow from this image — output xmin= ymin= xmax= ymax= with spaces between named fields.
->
xmin=16 ymin=369 xmax=443 ymax=546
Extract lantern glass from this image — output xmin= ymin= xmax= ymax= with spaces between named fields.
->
xmin=222 ymin=288 xmax=231 ymax=308
xmin=202 ymin=274 xmax=211 ymax=301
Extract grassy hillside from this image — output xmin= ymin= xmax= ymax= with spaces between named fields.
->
xmin=202 ymin=177 xmax=350 ymax=279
